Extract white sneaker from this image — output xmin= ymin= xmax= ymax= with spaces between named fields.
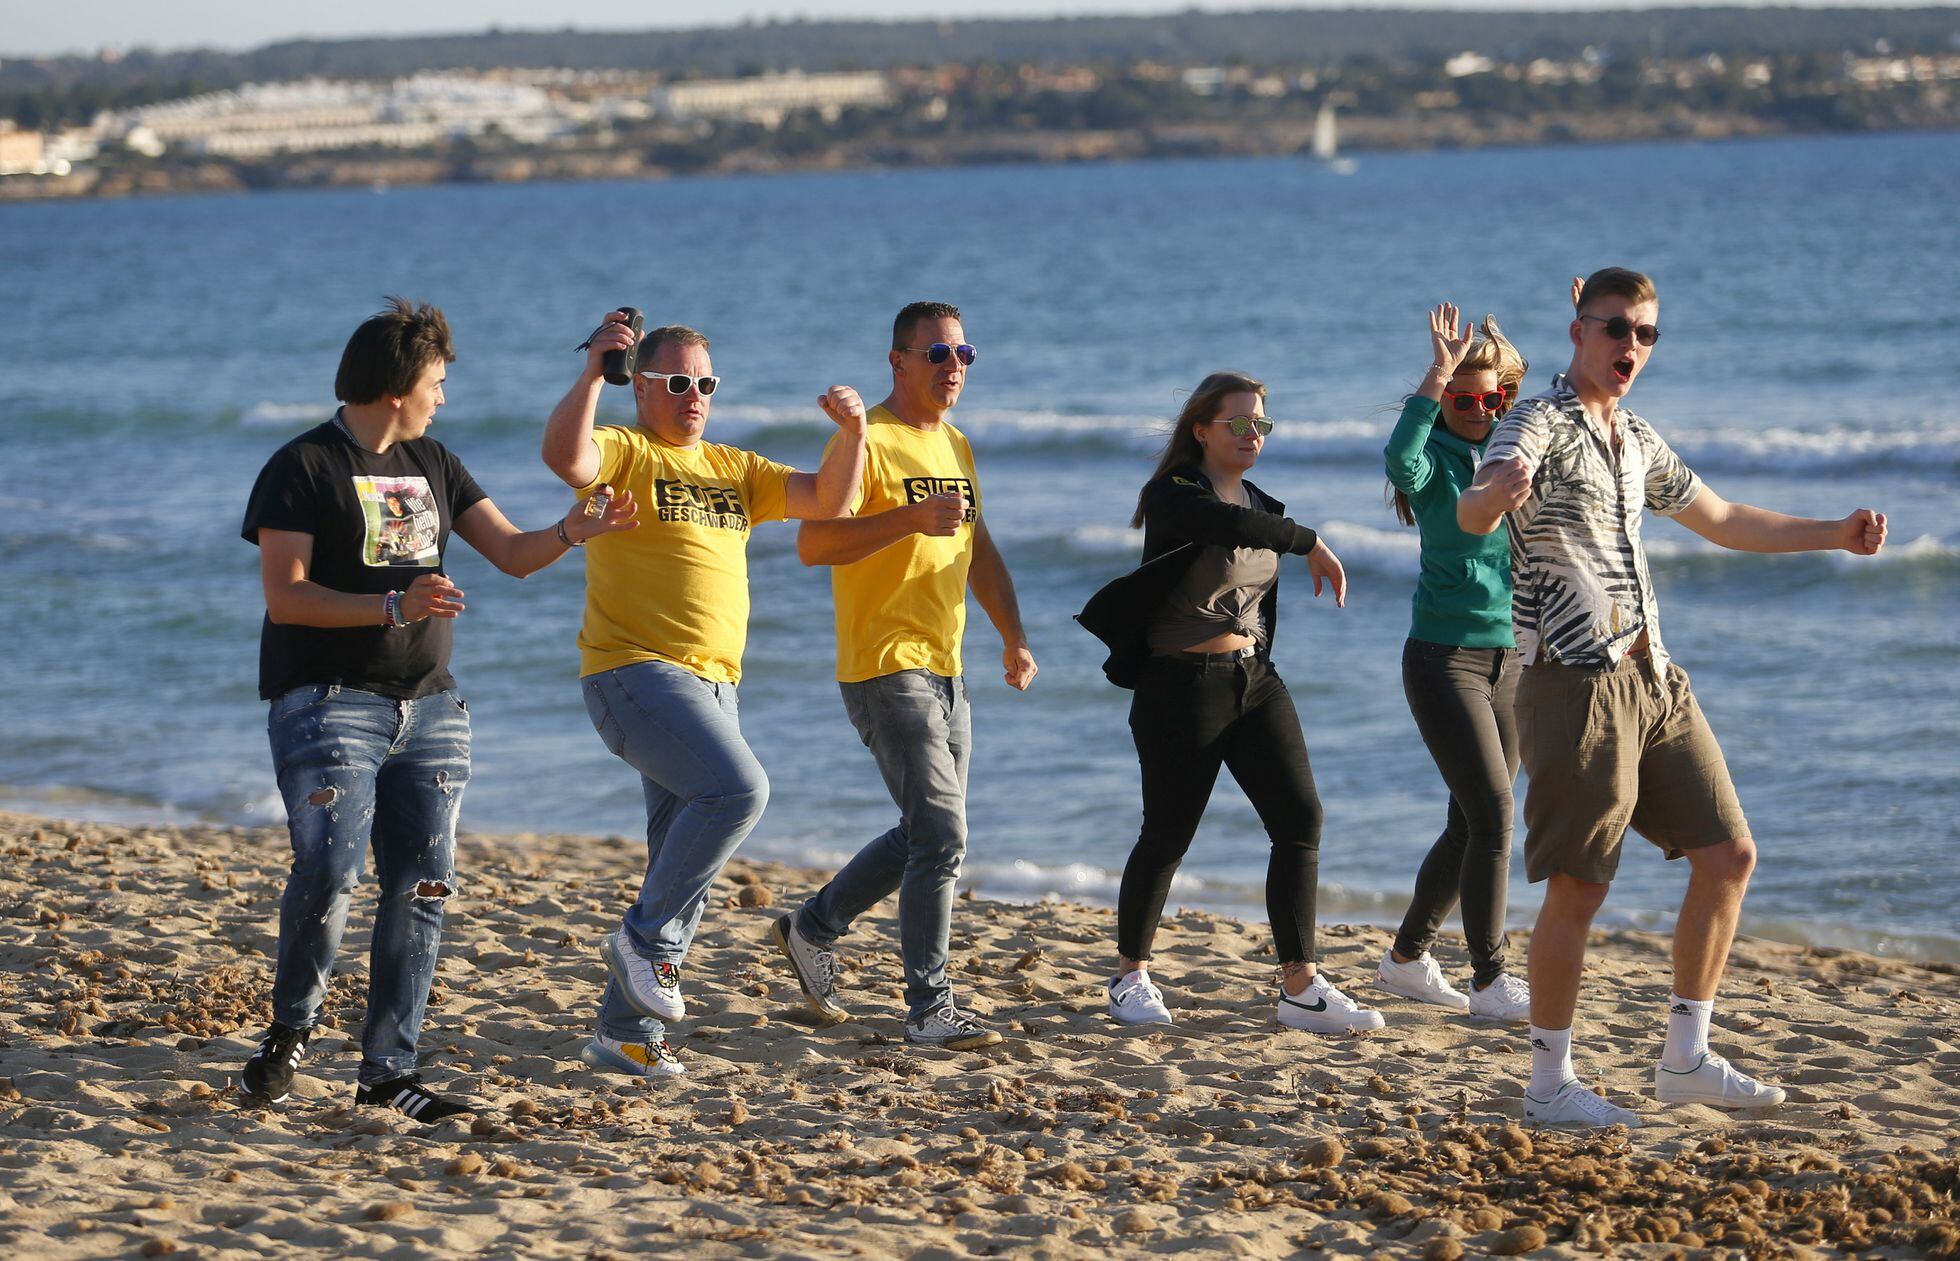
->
xmin=1278 ymin=974 xmax=1386 ymax=1033
xmin=1523 ymin=1078 xmax=1641 ymax=1128
xmin=580 ymin=1033 xmax=685 ymax=1078
xmin=600 ymin=928 xmax=684 ymax=1021
xmin=1107 ymin=970 xmax=1174 ymax=1025
xmin=1655 ymin=1052 xmax=1787 ymax=1109
xmin=905 ymin=1003 xmax=1003 ymax=1050
xmin=1374 ymin=950 xmax=1470 ymax=1011
xmin=1467 ymin=972 xmax=1532 ymax=1023
xmin=772 ymin=912 xmax=850 ymax=1025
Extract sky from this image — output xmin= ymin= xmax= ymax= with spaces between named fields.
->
xmin=0 ymin=0 xmax=1911 ymax=59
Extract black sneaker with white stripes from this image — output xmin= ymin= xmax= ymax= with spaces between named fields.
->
xmin=238 ymin=1023 xmax=311 ymax=1102
xmin=354 ymin=1074 xmax=473 ymax=1125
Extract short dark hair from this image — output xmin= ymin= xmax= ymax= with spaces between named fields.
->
xmin=1576 ymin=267 xmax=1657 ymax=314
xmin=639 ymin=324 xmax=711 ymax=365
xmin=892 ymin=301 xmax=962 ymax=351
xmin=334 ymin=296 xmax=454 ymax=404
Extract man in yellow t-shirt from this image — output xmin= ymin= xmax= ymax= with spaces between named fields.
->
xmin=769 ymin=301 xmax=1037 ymax=1051
xmin=541 ymin=313 xmax=867 ymax=1079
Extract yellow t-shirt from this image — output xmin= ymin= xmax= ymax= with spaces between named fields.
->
xmin=577 ymin=425 xmax=792 ymax=684
xmin=830 ymin=406 xmax=980 ymax=683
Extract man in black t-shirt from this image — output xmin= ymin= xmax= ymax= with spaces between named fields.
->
xmin=238 ymin=297 xmax=637 ymax=1123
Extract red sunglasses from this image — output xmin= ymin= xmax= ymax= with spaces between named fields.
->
xmin=1442 ymin=389 xmax=1506 ymax=413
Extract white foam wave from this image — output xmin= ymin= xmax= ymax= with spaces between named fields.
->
xmin=240 ymin=401 xmax=332 ymax=427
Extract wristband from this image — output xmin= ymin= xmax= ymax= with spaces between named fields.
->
xmin=383 ymin=590 xmax=402 ymax=628
xmin=556 ymin=518 xmax=583 ymax=547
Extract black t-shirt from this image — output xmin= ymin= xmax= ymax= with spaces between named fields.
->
xmin=241 ymin=418 xmax=487 ymax=701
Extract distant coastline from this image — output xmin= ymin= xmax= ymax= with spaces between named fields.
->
xmin=5 ymin=113 xmax=1957 ymax=204
xmin=4 ymin=6 xmax=1956 ymax=203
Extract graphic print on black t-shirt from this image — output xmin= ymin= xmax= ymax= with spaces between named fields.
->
xmin=655 ymin=478 xmax=750 ymax=531
xmin=902 ymin=475 xmax=978 ymax=522
xmin=357 ymin=476 xmax=439 ymax=566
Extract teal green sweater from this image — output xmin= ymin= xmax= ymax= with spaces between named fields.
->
xmin=1383 ymin=396 xmax=1515 ymax=649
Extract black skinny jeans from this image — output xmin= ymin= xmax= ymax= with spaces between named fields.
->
xmin=1394 ymin=639 xmax=1520 ymax=986
xmin=1118 ymin=653 xmax=1323 ymax=965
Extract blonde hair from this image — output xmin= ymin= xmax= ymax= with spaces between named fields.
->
xmin=1388 ymin=316 xmax=1527 ymax=527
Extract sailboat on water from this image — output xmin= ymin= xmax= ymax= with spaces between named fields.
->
xmin=1309 ymin=101 xmax=1357 ymax=175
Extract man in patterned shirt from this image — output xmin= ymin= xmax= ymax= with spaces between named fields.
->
xmin=1459 ymin=267 xmax=1888 ymax=1127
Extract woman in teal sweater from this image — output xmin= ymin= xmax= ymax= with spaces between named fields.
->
xmin=1373 ymin=303 xmax=1533 ymax=1023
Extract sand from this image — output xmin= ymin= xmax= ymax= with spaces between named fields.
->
xmin=1 ymin=810 xmax=1955 ymax=1259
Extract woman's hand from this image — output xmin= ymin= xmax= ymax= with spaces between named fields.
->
xmin=1305 ymin=539 xmax=1347 ymax=609
xmin=1428 ymin=302 xmax=1474 ymax=376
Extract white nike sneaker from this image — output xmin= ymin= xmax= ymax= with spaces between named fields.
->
xmin=600 ymin=928 xmax=685 ymax=1022
xmin=1654 ymin=1052 xmax=1787 ymax=1109
xmin=1523 ymin=1078 xmax=1642 ymax=1128
xmin=1374 ymin=949 xmax=1470 ymax=1011
xmin=1278 ymin=974 xmax=1386 ymax=1033
xmin=1107 ymin=969 xmax=1174 ymax=1025
xmin=1467 ymin=972 xmax=1532 ymax=1023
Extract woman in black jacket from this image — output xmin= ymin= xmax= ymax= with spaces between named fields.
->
xmin=1078 ymin=371 xmax=1383 ymax=1033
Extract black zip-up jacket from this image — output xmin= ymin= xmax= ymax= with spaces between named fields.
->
xmin=1075 ymin=464 xmax=1320 ymax=688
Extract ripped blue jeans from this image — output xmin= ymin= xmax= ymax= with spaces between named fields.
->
xmin=266 ymin=683 xmax=469 ymax=1085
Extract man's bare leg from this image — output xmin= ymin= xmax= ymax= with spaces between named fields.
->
xmin=1522 ymin=874 xmax=1638 ymax=1125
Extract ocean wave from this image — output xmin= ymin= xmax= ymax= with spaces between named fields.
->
xmin=240 ymin=401 xmax=334 ymax=427
xmin=216 ymin=402 xmax=1959 ymax=477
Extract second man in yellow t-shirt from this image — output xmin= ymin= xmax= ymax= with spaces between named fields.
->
xmin=771 ymin=301 xmax=1037 ymax=1050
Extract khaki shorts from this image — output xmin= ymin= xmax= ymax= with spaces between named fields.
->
xmin=1518 ymin=658 xmax=1749 ymax=884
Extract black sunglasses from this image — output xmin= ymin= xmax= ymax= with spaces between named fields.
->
xmin=638 ymin=371 xmax=720 ymax=396
xmin=900 ymin=342 xmax=977 ymax=366
xmin=1580 ymin=315 xmax=1661 ymax=346
xmin=1443 ymin=389 xmax=1506 ymax=413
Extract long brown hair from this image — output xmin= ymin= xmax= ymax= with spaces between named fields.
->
xmin=1132 ymin=371 xmax=1266 ymax=528
xmin=1388 ymin=316 xmax=1526 ymax=527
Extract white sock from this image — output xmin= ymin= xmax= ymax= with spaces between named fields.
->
xmin=1662 ymin=994 xmax=1714 ymax=1071
xmin=1527 ymin=1024 xmax=1575 ymax=1098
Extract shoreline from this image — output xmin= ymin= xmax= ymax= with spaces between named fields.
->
xmin=3 ymin=120 xmax=1953 ymax=206
xmin=3 ymin=811 xmax=1956 ymax=1257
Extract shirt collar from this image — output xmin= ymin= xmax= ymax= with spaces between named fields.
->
xmin=1548 ymin=373 xmax=1622 ymax=444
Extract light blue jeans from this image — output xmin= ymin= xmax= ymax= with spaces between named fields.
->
xmin=267 ymin=683 xmax=469 ymax=1086
xmin=583 ymin=660 xmax=770 ymax=1044
xmin=799 ymin=669 xmax=971 ymax=1022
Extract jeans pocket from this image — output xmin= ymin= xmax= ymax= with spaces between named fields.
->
xmin=270 ymin=683 xmax=339 ymax=724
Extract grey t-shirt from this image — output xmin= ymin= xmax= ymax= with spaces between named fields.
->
xmin=1144 ymin=482 xmax=1281 ymax=652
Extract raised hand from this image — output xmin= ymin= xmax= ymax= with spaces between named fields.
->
xmin=818 ymin=385 xmax=868 ymax=432
xmin=909 ymin=492 xmax=967 ymax=538
xmin=563 ymin=484 xmax=641 ymax=544
xmin=1306 ymin=539 xmax=1348 ymax=609
xmin=1839 ymin=508 xmax=1887 ymax=556
xmin=1429 ymin=302 xmax=1474 ymax=375
xmin=403 ymin=572 xmax=465 ymax=621
xmin=1570 ymin=276 xmax=1585 ymax=309
xmin=582 ymin=310 xmax=640 ymax=380
xmin=1480 ymin=456 xmax=1533 ymax=512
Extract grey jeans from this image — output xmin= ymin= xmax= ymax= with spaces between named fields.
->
xmin=798 ymin=669 xmax=971 ymax=1022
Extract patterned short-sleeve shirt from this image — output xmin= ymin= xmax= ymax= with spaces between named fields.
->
xmin=1479 ymin=375 xmax=1703 ymax=670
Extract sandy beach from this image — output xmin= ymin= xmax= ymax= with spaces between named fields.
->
xmin=1 ymin=809 xmax=1955 ymax=1259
